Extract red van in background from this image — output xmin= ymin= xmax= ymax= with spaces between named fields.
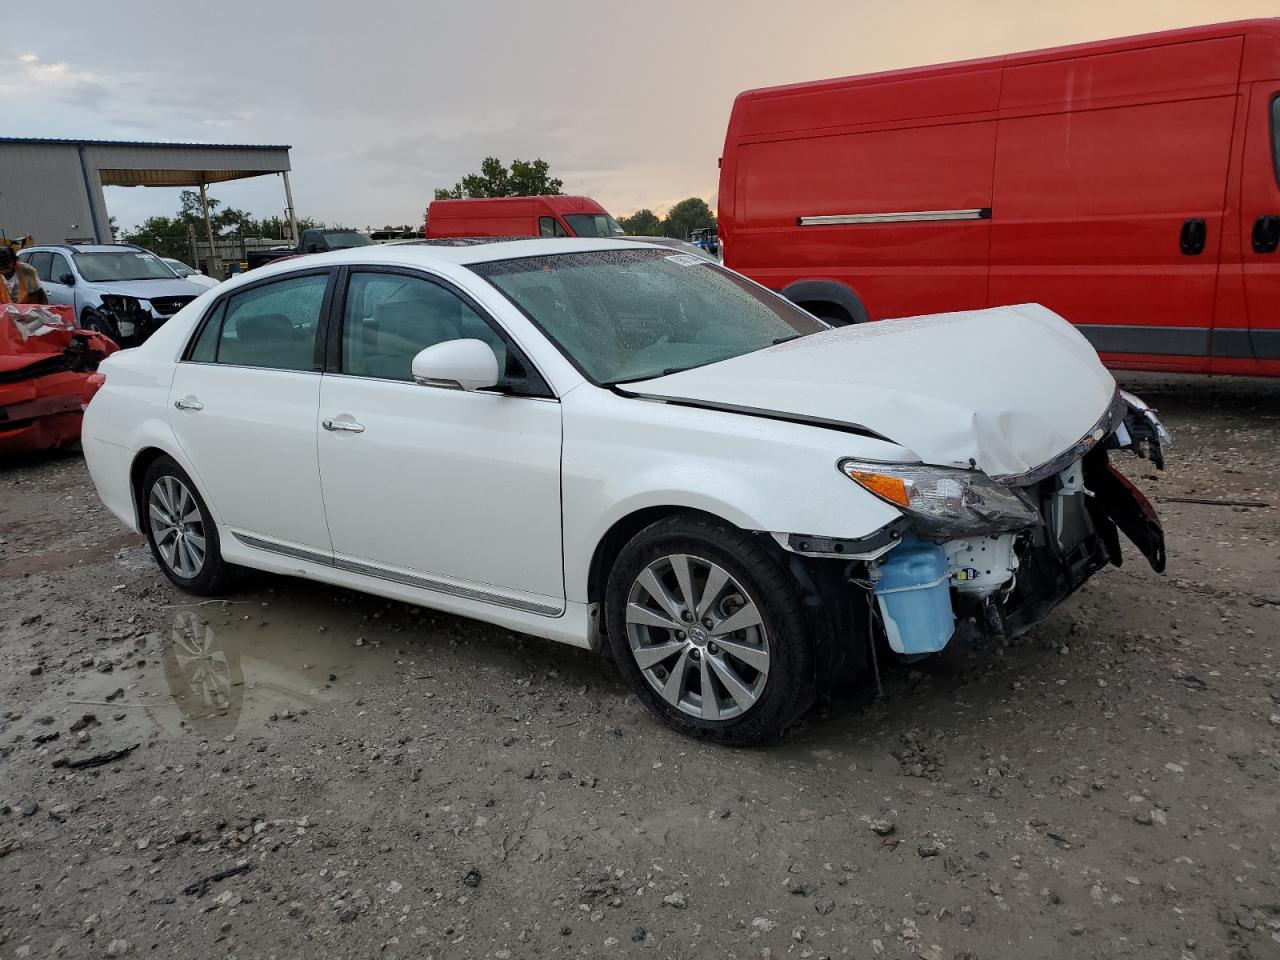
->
xmin=426 ymin=195 xmax=624 ymax=240
xmin=719 ymin=19 xmax=1280 ymax=376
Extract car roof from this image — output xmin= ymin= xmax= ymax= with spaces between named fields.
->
xmin=26 ymin=243 xmax=145 ymax=254
xmin=263 ymin=237 xmax=661 ymax=271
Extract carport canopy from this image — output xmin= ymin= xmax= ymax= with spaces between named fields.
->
xmin=0 ymin=138 xmax=297 ymax=256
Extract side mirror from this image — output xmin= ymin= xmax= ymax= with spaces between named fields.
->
xmin=60 ymin=273 xmax=76 ymax=285
xmin=410 ymin=339 xmax=500 ymax=392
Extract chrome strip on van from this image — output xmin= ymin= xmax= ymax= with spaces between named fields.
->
xmin=797 ymin=208 xmax=991 ymax=226
xmin=231 ymin=532 xmax=563 ymax=617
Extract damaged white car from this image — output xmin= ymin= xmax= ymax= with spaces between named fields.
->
xmin=81 ymin=239 xmax=1169 ymax=744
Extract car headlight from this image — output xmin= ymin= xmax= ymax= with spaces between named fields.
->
xmin=838 ymin=459 xmax=1041 ymax=537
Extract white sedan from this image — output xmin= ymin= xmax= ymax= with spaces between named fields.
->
xmin=82 ymin=238 xmax=1168 ymax=744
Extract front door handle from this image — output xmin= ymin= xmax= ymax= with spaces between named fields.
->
xmin=173 ymin=396 xmax=203 ymax=411
xmin=1179 ymin=218 xmax=1207 ymax=256
xmin=322 ymin=416 xmax=365 ymax=433
xmin=1252 ymin=214 xmax=1280 ymax=254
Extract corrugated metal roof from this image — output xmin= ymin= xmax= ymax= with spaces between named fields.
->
xmin=0 ymin=137 xmax=291 ymax=150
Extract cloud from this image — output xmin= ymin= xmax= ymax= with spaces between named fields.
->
xmin=0 ymin=53 xmax=110 ymax=108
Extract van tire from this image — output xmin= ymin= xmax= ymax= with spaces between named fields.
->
xmin=808 ymin=304 xmax=856 ymax=326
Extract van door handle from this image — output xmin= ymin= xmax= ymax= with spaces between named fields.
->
xmin=322 ymin=416 xmax=365 ymax=433
xmin=1179 ymin=218 xmax=1206 ymax=256
xmin=1252 ymin=214 xmax=1280 ymax=253
xmin=173 ymin=396 xmax=203 ymax=411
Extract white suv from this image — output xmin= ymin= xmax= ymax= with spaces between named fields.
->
xmin=19 ymin=243 xmax=208 ymax=343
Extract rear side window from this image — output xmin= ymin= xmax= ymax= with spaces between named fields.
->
xmin=27 ymin=252 xmax=53 ymax=281
xmin=188 ymin=301 xmax=226 ymax=362
xmin=195 ymin=274 xmax=328 ymax=371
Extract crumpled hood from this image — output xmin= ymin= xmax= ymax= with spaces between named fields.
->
xmin=629 ymin=303 xmax=1117 ymax=477
xmin=90 ymin=279 xmax=205 ymax=300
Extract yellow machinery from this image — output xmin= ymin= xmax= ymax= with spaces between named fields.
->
xmin=2 ymin=233 xmax=34 ymax=255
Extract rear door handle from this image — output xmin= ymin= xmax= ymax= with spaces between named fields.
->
xmin=1179 ymin=218 xmax=1206 ymax=256
xmin=173 ymin=396 xmax=203 ymax=411
xmin=1252 ymin=214 xmax=1280 ymax=254
xmin=322 ymin=416 xmax=365 ymax=433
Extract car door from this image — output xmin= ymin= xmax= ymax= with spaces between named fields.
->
xmin=316 ymin=266 xmax=564 ymax=611
xmin=43 ymin=252 xmax=76 ymax=308
xmin=1239 ymin=83 xmax=1280 ymax=366
xmin=168 ymin=269 xmax=335 ymax=554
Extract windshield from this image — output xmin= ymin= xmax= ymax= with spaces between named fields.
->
xmin=164 ymin=259 xmax=195 ymax=277
xmin=323 ymin=231 xmax=374 ymax=249
xmin=564 ymin=213 xmax=625 ymax=238
xmin=473 ymin=248 xmax=825 ymax=385
xmin=74 ymin=251 xmax=178 ymax=282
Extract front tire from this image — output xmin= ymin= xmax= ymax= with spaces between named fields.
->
xmin=141 ymin=457 xmax=234 ymax=595
xmin=80 ymin=307 xmax=121 ymax=342
xmin=605 ymin=513 xmax=818 ymax=745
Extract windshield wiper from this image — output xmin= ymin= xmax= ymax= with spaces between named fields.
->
xmin=772 ymin=335 xmax=800 ymax=345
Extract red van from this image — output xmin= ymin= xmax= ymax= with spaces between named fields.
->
xmin=426 ymin=195 xmax=624 ymax=240
xmin=719 ymin=19 xmax=1280 ymax=376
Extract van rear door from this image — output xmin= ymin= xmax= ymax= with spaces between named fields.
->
xmin=1239 ymin=82 xmax=1280 ymax=368
xmin=990 ymin=37 xmax=1241 ymax=370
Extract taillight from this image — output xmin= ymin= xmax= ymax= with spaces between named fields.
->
xmin=82 ymin=371 xmax=107 ymax=409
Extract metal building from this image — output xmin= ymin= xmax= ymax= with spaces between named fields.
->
xmin=0 ymin=138 xmax=295 ymax=254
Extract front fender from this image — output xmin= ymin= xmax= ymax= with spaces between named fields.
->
xmin=561 ymin=388 xmax=906 ymax=603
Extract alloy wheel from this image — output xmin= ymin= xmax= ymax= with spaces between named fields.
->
xmin=148 ymin=475 xmax=206 ymax=579
xmin=625 ymin=553 xmax=770 ymax=721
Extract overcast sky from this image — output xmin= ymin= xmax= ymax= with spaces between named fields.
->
xmin=2 ymin=0 xmax=1273 ymax=232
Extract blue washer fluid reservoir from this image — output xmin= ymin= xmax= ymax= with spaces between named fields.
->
xmin=871 ymin=537 xmax=955 ymax=655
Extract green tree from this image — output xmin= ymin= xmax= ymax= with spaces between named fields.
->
xmin=433 ymin=157 xmax=563 ymax=201
xmin=661 ymin=197 xmax=715 ymax=240
xmin=618 ymin=208 xmax=662 ymax=236
xmin=122 ymin=191 xmax=327 ymax=261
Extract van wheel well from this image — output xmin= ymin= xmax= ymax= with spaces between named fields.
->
xmin=129 ymin=447 xmax=169 ymax=528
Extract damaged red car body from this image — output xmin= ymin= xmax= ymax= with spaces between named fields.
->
xmin=0 ymin=305 xmax=118 ymax=455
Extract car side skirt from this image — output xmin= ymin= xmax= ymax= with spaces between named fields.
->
xmin=220 ymin=528 xmax=595 ymax=649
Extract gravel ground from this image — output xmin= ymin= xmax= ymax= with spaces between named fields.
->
xmin=1 ymin=373 xmax=1278 ymax=960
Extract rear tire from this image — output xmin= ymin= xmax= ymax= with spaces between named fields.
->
xmin=605 ymin=512 xmax=818 ymax=745
xmin=141 ymin=456 xmax=235 ymax=596
xmin=809 ymin=304 xmax=855 ymax=326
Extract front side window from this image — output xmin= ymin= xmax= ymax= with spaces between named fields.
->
xmin=341 ymin=271 xmax=507 ymax=381
xmin=473 ymin=248 xmax=825 ymax=385
xmin=539 ymin=217 xmax=569 ymax=238
xmin=199 ymin=273 xmax=328 ymax=371
xmin=563 ymin=213 xmax=624 ymax=238
xmin=49 ymin=253 xmax=72 ymax=283
xmin=74 ymin=251 xmax=176 ymax=282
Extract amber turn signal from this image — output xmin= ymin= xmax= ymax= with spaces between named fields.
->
xmin=846 ymin=470 xmax=910 ymax=507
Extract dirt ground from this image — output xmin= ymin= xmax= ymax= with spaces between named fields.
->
xmin=1 ymin=373 xmax=1278 ymax=960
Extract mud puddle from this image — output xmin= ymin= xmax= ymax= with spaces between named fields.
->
xmin=0 ymin=532 xmax=142 ymax=579
xmin=19 ymin=595 xmax=429 ymax=750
